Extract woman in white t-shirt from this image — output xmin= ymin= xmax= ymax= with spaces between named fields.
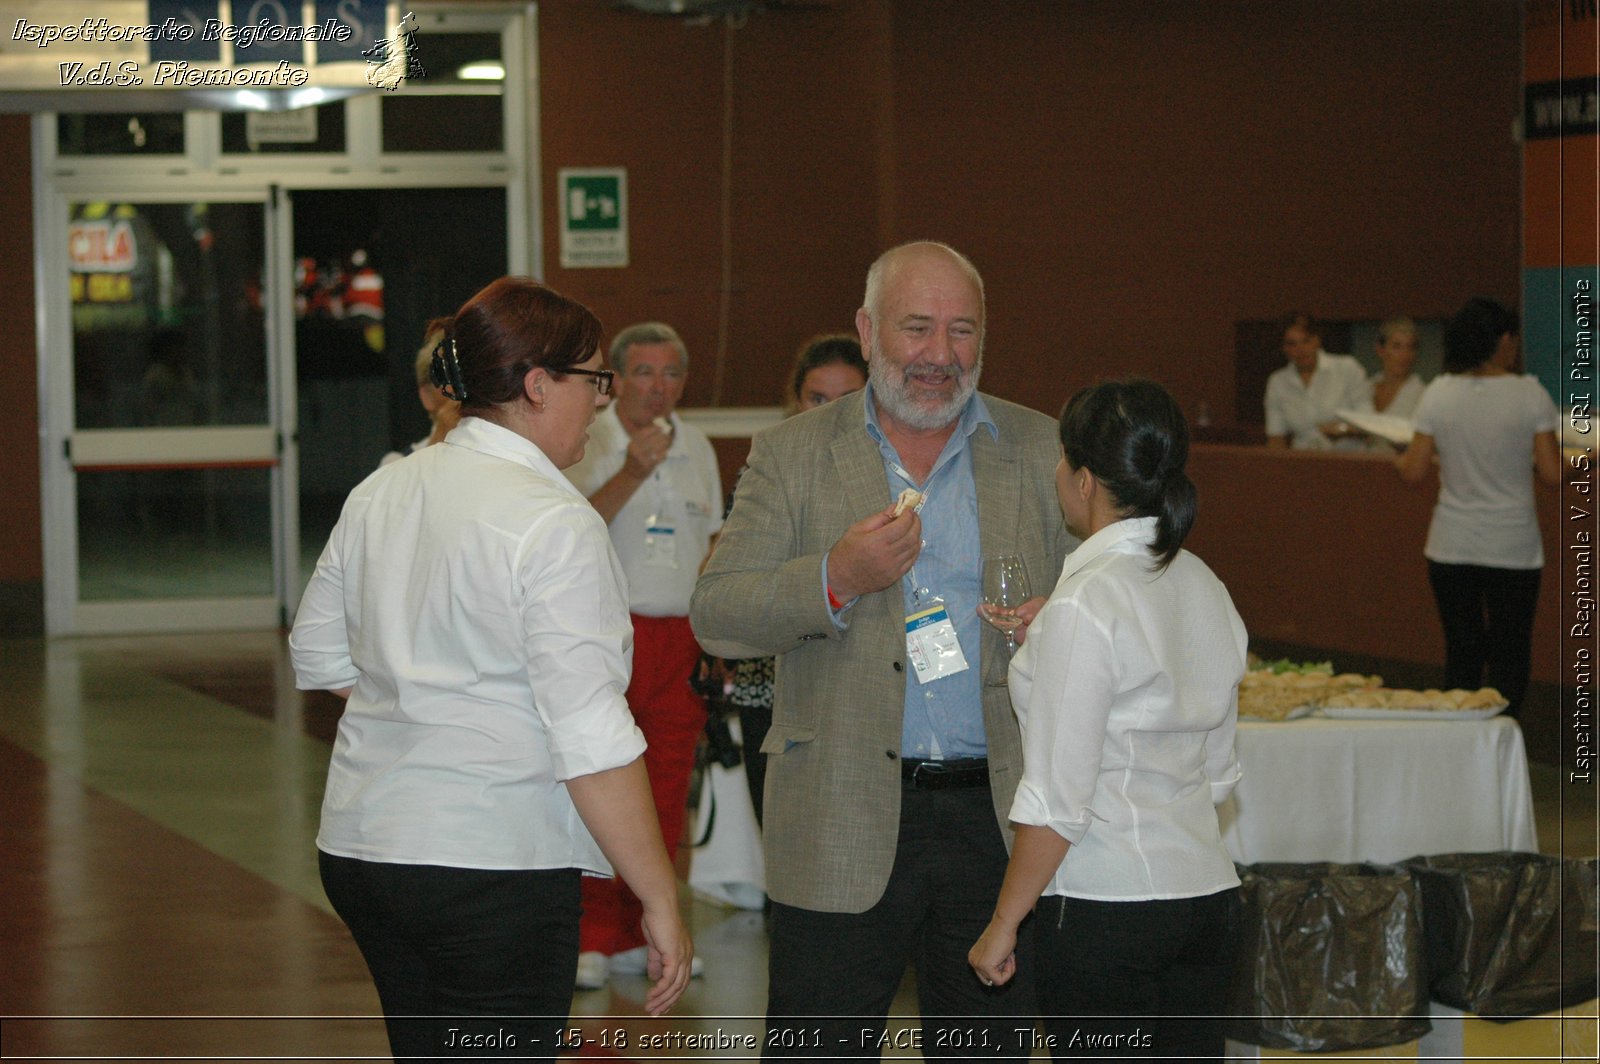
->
xmin=968 ymin=379 xmax=1246 ymax=1061
xmin=1396 ymin=298 xmax=1561 ymax=717
xmin=291 ymin=278 xmax=691 ymax=1059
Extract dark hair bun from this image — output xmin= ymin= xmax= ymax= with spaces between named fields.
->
xmin=1059 ymin=379 xmax=1195 ymax=568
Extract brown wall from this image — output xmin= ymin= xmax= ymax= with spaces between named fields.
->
xmin=0 ymin=113 xmax=42 ymax=634
xmin=0 ymin=1 xmax=1525 ymax=634
xmin=538 ymin=0 xmax=1522 ymax=418
xmin=1185 ymin=444 xmax=1564 ymax=686
xmin=539 ymin=0 xmax=891 ymax=406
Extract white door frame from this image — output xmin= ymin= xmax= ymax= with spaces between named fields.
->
xmin=33 ymin=3 xmax=538 ymax=635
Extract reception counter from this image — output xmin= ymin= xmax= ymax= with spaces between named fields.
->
xmin=1184 ymin=443 xmax=1564 ymax=685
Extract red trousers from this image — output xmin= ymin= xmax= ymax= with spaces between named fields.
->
xmin=578 ymin=614 xmax=707 ymax=955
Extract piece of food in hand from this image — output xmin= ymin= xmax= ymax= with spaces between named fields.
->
xmin=892 ymin=487 xmax=926 ymax=517
xmin=652 ymin=416 xmax=673 ymax=434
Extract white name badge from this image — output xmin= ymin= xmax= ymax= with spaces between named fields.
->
xmin=643 ymin=523 xmax=678 ymax=568
xmin=905 ymin=600 xmax=970 ymax=684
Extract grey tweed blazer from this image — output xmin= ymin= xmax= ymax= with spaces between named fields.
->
xmin=689 ymin=390 xmax=1074 ymax=913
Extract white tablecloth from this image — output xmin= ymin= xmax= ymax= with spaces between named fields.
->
xmin=1220 ymin=715 xmax=1541 ymax=1063
xmin=1219 ymin=715 xmax=1538 ymax=865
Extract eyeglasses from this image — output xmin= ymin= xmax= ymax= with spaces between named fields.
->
xmin=562 ymin=367 xmax=615 ymax=396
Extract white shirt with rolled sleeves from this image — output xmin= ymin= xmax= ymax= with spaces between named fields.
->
xmin=1264 ymin=350 xmax=1373 ymax=450
xmin=291 ymin=416 xmax=646 ymax=873
xmin=564 ymin=404 xmax=724 ymax=616
xmin=1007 ymin=516 xmax=1247 ymax=902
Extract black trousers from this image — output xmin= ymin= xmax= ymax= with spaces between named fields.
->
xmin=1033 ymin=888 xmax=1241 ymax=1063
xmin=765 ymin=784 xmax=1037 ymax=1060
xmin=1427 ymin=561 xmax=1542 ymax=716
xmin=319 ymin=851 xmax=580 ymax=1063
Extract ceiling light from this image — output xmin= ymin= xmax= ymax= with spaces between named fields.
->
xmin=456 ymin=61 xmax=504 ymax=81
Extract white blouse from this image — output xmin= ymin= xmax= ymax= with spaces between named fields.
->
xmin=1370 ymin=372 xmax=1425 ymax=420
xmin=292 ymin=416 xmax=647 ymax=872
xmin=1008 ymin=517 xmax=1246 ymax=901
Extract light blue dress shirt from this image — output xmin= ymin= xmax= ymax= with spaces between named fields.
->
xmin=860 ymin=385 xmax=995 ymax=759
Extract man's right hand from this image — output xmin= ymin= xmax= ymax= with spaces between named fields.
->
xmin=622 ymin=424 xmax=673 ymax=480
xmin=827 ymin=507 xmax=923 ymax=602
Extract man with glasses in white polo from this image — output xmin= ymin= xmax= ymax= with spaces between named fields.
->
xmin=565 ymin=322 xmax=721 ymax=992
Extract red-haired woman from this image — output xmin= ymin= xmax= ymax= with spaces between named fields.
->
xmin=292 ymin=277 xmax=691 ymax=1060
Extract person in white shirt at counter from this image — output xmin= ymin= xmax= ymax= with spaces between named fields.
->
xmin=291 ymin=277 xmax=692 ymax=1060
xmin=1264 ymin=312 xmax=1372 ymax=450
xmin=564 ymin=321 xmax=723 ymax=991
xmin=969 ymin=379 xmax=1246 ymax=1063
xmin=1369 ymin=315 xmax=1425 ymax=419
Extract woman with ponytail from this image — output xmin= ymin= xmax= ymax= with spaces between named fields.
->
xmin=969 ymin=379 xmax=1247 ymax=1062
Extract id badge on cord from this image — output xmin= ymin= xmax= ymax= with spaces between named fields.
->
xmin=905 ymin=597 xmax=970 ymax=683
xmin=643 ymin=513 xmax=678 ymax=568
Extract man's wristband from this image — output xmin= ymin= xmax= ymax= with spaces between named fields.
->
xmin=827 ymin=585 xmax=845 ymax=611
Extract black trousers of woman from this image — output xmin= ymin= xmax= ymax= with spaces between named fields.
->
xmin=1427 ymin=561 xmax=1542 ymax=716
xmin=1032 ymin=888 xmax=1240 ymax=1062
xmin=319 ymin=851 xmax=580 ymax=1063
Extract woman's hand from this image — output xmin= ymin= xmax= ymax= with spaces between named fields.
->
xmin=978 ymin=595 xmax=1048 ymax=646
xmin=639 ymin=901 xmax=693 ymax=1016
xmin=565 ymin=758 xmax=693 ymax=1014
xmin=969 ymin=824 xmax=1070 ymax=988
xmin=968 ymin=918 xmax=1018 ymax=988
xmin=1011 ymin=596 xmax=1047 ymax=645
xmin=1394 ymin=432 xmax=1436 ymax=484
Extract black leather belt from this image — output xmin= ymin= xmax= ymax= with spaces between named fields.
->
xmin=900 ymin=757 xmax=990 ymax=790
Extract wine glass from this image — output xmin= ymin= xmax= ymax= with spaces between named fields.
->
xmin=981 ymin=554 xmax=1032 ymax=654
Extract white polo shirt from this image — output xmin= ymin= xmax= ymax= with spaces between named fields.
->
xmin=565 ymin=404 xmax=724 ymax=617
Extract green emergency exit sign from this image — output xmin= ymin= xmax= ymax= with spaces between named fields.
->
xmin=558 ymin=168 xmax=628 ymax=268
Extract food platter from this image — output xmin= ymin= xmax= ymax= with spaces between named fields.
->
xmin=1320 ymin=704 xmax=1507 ymax=722
xmin=1240 ymin=703 xmax=1315 ymax=723
xmin=1319 ymin=684 xmax=1507 ymax=719
xmin=1237 ymin=660 xmax=1383 ymax=722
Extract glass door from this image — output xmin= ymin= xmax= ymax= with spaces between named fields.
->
xmin=49 ymin=186 xmax=510 ymax=634
xmin=57 ymin=196 xmax=282 ymax=633
xmin=288 ymin=187 xmax=508 ymax=601
xmin=35 ymin=4 xmax=533 ymax=635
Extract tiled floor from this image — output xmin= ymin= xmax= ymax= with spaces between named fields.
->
xmin=0 ymin=632 xmax=1593 ymax=1061
xmin=0 ymin=633 xmax=853 ymax=1061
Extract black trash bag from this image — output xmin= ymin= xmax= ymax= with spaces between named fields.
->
xmin=1403 ymin=852 xmax=1600 ymax=1019
xmin=1226 ymin=862 xmax=1431 ymax=1052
